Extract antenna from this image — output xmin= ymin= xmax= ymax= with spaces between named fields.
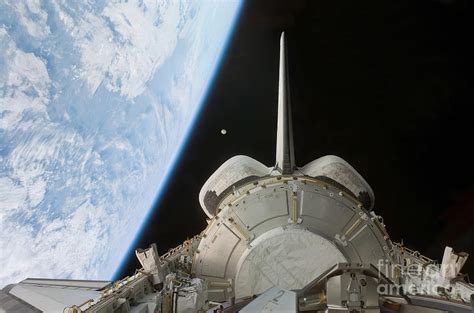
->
xmin=275 ymin=32 xmax=295 ymax=174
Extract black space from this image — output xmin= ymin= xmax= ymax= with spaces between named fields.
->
xmin=116 ymin=0 xmax=474 ymax=280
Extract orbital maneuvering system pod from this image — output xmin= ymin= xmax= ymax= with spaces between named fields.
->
xmin=1 ymin=33 xmax=473 ymax=313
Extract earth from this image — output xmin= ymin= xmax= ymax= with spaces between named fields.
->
xmin=0 ymin=0 xmax=242 ymax=287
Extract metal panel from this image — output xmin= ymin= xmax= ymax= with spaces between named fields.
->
xmin=201 ymin=224 xmax=241 ymax=278
xmin=300 ymin=190 xmax=355 ymax=232
xmin=240 ymin=287 xmax=298 ymax=313
xmin=234 ymin=189 xmax=289 ymax=230
xmin=0 ymin=289 xmax=41 ymax=313
xmin=348 ymin=226 xmax=386 ymax=265
xmin=20 ymin=278 xmax=111 ymax=290
xmin=10 ymin=284 xmax=101 ymax=313
xmin=223 ymin=240 xmax=247 ymax=278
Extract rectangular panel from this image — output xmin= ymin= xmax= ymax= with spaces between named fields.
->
xmin=235 ymin=189 xmax=289 ymax=230
xmin=20 ymin=278 xmax=111 ymax=290
xmin=300 ymin=191 xmax=354 ymax=232
xmin=202 ymin=224 xmax=240 ymax=278
xmin=349 ymin=228 xmax=385 ymax=263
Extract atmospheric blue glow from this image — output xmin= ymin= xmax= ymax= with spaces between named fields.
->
xmin=112 ymin=1 xmax=244 ymax=279
xmin=0 ymin=0 xmax=244 ymax=288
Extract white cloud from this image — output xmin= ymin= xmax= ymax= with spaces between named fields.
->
xmin=51 ymin=0 xmax=190 ymax=99
xmin=0 ymin=1 xmax=179 ymax=287
xmin=8 ymin=0 xmax=51 ymax=39
xmin=0 ymin=27 xmax=50 ymax=130
xmin=0 ymin=0 xmax=243 ymax=289
xmin=0 ymin=197 xmax=110 ymax=284
xmin=0 ymin=177 xmax=27 ymax=213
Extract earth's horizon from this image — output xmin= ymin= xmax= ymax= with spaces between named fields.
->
xmin=0 ymin=0 xmax=242 ymax=288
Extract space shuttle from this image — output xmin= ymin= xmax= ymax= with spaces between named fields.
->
xmin=1 ymin=32 xmax=473 ymax=313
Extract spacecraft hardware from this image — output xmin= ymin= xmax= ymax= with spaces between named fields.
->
xmin=1 ymin=33 xmax=473 ymax=313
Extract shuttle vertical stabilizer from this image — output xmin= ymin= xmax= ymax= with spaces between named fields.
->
xmin=275 ymin=32 xmax=296 ymax=174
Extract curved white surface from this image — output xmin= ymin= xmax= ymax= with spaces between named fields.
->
xmin=234 ymin=227 xmax=347 ymax=298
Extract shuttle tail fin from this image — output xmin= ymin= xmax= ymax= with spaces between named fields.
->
xmin=275 ymin=32 xmax=296 ymax=174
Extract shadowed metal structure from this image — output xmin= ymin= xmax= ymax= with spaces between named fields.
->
xmin=1 ymin=33 xmax=473 ymax=313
